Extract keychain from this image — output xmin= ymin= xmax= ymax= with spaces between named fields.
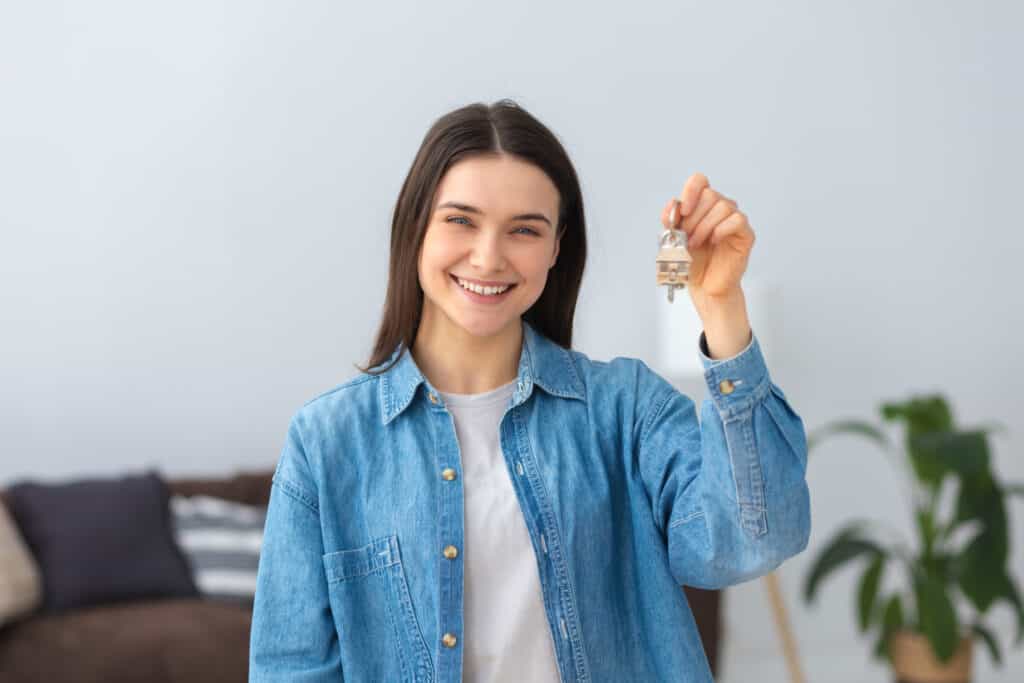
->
xmin=656 ymin=198 xmax=691 ymax=302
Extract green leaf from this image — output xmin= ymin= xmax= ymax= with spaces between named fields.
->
xmin=883 ymin=594 xmax=905 ymax=634
xmin=807 ymin=419 xmax=890 ymax=453
xmin=803 ymin=523 xmax=885 ymax=603
xmin=857 ymin=555 xmax=885 ymax=632
xmin=953 ymin=471 xmax=998 ymax=527
xmin=881 ymin=395 xmax=953 ymax=433
xmin=971 ymin=622 xmax=1002 ymax=666
xmin=956 ymin=496 xmax=1009 ymax=613
xmin=884 ymin=396 xmax=956 ymax=488
xmin=913 ymin=571 xmax=959 ymax=663
xmin=909 ymin=430 xmax=991 ymax=486
xmin=916 ymin=508 xmax=938 ymax=559
xmin=874 ymin=595 xmax=905 ymax=663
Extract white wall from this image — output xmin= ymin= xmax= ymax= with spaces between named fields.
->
xmin=2 ymin=1 xmax=1021 ymax=679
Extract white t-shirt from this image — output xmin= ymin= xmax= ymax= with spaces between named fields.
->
xmin=437 ymin=380 xmax=562 ymax=683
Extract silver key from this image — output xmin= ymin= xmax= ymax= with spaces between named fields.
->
xmin=656 ymin=200 xmax=691 ymax=302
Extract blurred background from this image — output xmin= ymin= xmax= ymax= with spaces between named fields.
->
xmin=2 ymin=1 xmax=1022 ymax=681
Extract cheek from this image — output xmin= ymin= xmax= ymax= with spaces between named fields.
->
xmin=417 ymin=237 xmax=443 ymax=277
xmin=420 ymin=231 xmax=458 ymax=268
xmin=416 ymin=241 xmax=446 ymax=292
xmin=521 ymin=244 xmax=557 ymax=278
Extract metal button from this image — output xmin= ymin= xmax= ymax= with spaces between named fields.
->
xmin=443 ymin=545 xmax=458 ymax=559
xmin=429 ymin=392 xmax=439 ymax=404
xmin=719 ymin=379 xmax=735 ymax=395
xmin=442 ymin=633 xmax=457 ymax=648
xmin=441 ymin=468 xmax=457 ymax=481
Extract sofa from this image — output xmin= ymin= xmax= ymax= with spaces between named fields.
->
xmin=0 ymin=469 xmax=722 ymax=682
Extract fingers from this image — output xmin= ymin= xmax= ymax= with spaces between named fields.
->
xmin=706 ymin=212 xmax=755 ymax=248
xmin=678 ymin=187 xmax=720 ymax=240
xmin=661 ymin=173 xmax=747 ymax=249
xmin=678 ymin=172 xmax=710 ymax=215
xmin=689 ymin=197 xmax=739 ymax=248
xmin=661 ymin=198 xmax=683 ymax=231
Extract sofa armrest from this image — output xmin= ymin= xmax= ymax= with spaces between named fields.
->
xmin=167 ymin=470 xmax=274 ymax=506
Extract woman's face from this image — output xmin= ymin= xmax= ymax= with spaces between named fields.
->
xmin=417 ymin=154 xmax=561 ymax=342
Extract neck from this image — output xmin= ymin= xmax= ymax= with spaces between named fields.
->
xmin=411 ymin=312 xmax=523 ymax=395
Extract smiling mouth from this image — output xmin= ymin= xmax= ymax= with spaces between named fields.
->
xmin=450 ymin=274 xmax=518 ymax=295
xmin=448 ymin=274 xmax=516 ymax=290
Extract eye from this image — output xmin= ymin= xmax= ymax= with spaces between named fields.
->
xmin=446 ymin=216 xmax=540 ymax=236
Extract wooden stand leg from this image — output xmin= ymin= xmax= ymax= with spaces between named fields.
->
xmin=763 ymin=571 xmax=806 ymax=683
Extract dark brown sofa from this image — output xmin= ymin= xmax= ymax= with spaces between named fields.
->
xmin=0 ymin=470 xmax=722 ymax=682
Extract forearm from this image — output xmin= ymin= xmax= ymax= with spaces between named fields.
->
xmin=698 ymin=288 xmax=752 ymax=360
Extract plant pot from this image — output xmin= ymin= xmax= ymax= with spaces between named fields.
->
xmin=889 ymin=629 xmax=973 ymax=683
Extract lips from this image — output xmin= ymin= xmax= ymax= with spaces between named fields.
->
xmin=450 ymin=274 xmax=517 ymax=288
xmin=450 ymin=273 xmax=517 ymax=302
xmin=449 ymin=274 xmax=518 ymax=291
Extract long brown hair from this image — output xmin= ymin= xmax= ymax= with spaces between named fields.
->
xmin=355 ymin=99 xmax=587 ymax=376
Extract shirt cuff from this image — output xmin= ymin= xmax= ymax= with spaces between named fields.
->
xmin=698 ymin=329 xmax=769 ymax=419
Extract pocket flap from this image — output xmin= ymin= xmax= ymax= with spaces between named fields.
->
xmin=323 ymin=534 xmax=400 ymax=583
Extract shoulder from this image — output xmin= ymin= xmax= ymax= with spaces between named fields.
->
xmin=290 ymin=370 xmax=381 ymax=432
xmin=303 ymin=371 xmax=377 ymax=408
xmin=274 ymin=370 xmax=382 ymax=488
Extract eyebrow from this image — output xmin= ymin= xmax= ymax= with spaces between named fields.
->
xmin=435 ymin=201 xmax=552 ymax=227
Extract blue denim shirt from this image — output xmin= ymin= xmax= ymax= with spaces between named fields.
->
xmin=250 ymin=319 xmax=811 ymax=682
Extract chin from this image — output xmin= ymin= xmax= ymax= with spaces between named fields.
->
xmin=453 ymin=316 xmax=518 ymax=340
xmin=443 ymin=302 xmax=525 ymax=338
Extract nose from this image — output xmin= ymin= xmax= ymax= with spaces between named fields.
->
xmin=468 ymin=230 xmax=507 ymax=273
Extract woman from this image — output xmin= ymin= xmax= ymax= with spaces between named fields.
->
xmin=249 ymin=99 xmax=811 ymax=682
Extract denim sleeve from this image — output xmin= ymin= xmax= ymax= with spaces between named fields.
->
xmin=637 ymin=330 xmax=811 ymax=590
xmin=249 ymin=414 xmax=344 ymax=682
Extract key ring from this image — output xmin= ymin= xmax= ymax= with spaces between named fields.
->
xmin=661 ymin=198 xmax=690 ymax=250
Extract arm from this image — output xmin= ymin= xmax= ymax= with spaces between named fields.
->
xmin=637 ymin=330 xmax=811 ymax=589
xmin=249 ymin=415 xmax=344 ymax=682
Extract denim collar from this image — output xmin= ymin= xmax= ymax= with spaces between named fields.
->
xmin=378 ymin=319 xmax=585 ymax=425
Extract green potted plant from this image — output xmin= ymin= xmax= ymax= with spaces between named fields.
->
xmin=801 ymin=394 xmax=1024 ymax=682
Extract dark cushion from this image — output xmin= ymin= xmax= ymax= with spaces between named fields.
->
xmin=4 ymin=471 xmax=198 ymax=613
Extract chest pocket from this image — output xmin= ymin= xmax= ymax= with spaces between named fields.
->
xmin=322 ymin=534 xmax=433 ymax=682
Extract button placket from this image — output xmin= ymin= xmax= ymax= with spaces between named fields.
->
xmin=501 ymin=407 xmax=582 ymax=682
xmin=431 ymin=395 xmax=464 ymax=673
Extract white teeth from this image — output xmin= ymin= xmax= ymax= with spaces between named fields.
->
xmin=456 ymin=277 xmax=511 ymax=296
